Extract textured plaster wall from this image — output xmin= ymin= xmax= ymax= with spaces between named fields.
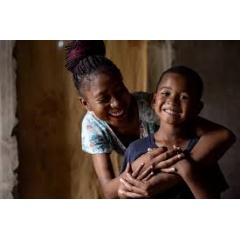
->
xmin=172 ymin=40 xmax=240 ymax=198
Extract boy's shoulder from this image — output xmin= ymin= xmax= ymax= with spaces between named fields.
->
xmin=127 ymin=134 xmax=156 ymax=153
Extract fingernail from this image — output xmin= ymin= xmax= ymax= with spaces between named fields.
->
xmin=173 ymin=145 xmax=180 ymax=150
xmin=177 ymin=153 xmax=182 ymax=159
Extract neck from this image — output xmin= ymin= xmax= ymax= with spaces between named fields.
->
xmin=110 ymin=96 xmax=140 ymax=145
xmin=154 ymin=121 xmax=193 ymax=148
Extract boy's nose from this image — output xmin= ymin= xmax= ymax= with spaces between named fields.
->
xmin=167 ymin=95 xmax=180 ymax=105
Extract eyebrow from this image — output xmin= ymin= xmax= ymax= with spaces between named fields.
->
xmin=158 ymin=86 xmax=172 ymax=90
xmin=94 ymin=90 xmax=108 ymax=98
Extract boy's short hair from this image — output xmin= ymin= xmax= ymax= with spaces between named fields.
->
xmin=157 ymin=66 xmax=204 ymax=101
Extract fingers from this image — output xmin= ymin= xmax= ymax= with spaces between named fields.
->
xmin=131 ymin=163 xmax=145 ymax=178
xmin=155 ymin=152 xmax=185 ymax=169
xmin=142 ymin=171 xmax=154 ymax=181
xmin=150 ymin=148 xmax=178 ymax=165
xmin=160 ymin=167 xmax=177 ymax=173
xmin=173 ymin=145 xmax=182 ymax=154
xmin=125 ymin=162 xmax=132 ymax=174
xmin=119 ymin=177 xmax=148 ymax=196
xmin=118 ymin=189 xmax=145 ymax=198
xmin=137 ymin=165 xmax=154 ymax=181
xmin=147 ymin=147 xmax=168 ymax=159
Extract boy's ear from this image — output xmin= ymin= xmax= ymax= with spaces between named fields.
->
xmin=196 ymin=101 xmax=204 ymax=114
xmin=79 ymin=97 xmax=92 ymax=111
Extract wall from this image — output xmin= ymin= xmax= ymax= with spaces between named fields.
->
xmin=16 ymin=41 xmax=71 ymax=198
xmin=172 ymin=40 xmax=240 ymax=198
xmin=0 ymin=40 xmax=18 ymax=198
xmin=147 ymin=40 xmax=173 ymax=93
xmin=16 ymin=40 xmax=147 ymax=198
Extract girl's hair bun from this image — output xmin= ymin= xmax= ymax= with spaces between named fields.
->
xmin=65 ymin=40 xmax=106 ymax=73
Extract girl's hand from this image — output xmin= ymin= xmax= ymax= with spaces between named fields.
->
xmin=118 ymin=163 xmax=154 ymax=198
xmin=166 ymin=146 xmax=194 ymax=178
xmin=118 ymin=146 xmax=185 ymax=198
xmin=171 ymin=158 xmax=194 ymax=178
xmin=147 ymin=146 xmax=185 ymax=171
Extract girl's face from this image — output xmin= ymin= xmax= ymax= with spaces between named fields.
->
xmin=152 ymin=72 xmax=202 ymax=125
xmin=80 ymin=72 xmax=132 ymax=128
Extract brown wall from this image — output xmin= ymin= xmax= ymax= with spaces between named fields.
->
xmin=16 ymin=40 xmax=147 ymax=198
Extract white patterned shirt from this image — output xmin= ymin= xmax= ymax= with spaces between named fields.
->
xmin=81 ymin=92 xmax=159 ymax=155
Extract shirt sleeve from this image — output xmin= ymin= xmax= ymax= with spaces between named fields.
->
xmin=133 ymin=92 xmax=159 ymax=125
xmin=81 ymin=113 xmax=112 ymax=154
xmin=120 ymin=145 xmax=133 ymax=173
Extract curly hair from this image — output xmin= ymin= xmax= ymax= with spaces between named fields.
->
xmin=65 ymin=40 xmax=122 ymax=94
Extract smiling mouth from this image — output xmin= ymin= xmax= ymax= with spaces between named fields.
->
xmin=164 ymin=108 xmax=181 ymax=116
xmin=109 ymin=109 xmax=125 ymax=117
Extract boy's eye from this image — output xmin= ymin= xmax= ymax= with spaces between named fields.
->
xmin=180 ymin=95 xmax=189 ymax=100
xmin=161 ymin=91 xmax=170 ymax=96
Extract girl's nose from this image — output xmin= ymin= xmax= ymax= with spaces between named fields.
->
xmin=110 ymin=97 xmax=120 ymax=108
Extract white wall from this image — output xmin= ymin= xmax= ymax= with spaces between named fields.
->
xmin=0 ymin=40 xmax=18 ymax=198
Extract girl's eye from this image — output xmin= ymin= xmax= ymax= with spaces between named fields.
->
xmin=98 ymin=96 xmax=111 ymax=103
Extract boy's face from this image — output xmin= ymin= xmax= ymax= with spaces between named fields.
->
xmin=152 ymin=72 xmax=202 ymax=125
xmin=79 ymin=72 xmax=132 ymax=128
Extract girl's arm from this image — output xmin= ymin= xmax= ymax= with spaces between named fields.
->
xmin=93 ymin=149 xmax=183 ymax=198
xmin=120 ymin=117 xmax=236 ymax=197
xmin=92 ymin=153 xmax=149 ymax=198
xmin=118 ymin=149 xmax=184 ymax=197
xmin=191 ymin=117 xmax=236 ymax=165
xmin=173 ymin=159 xmax=216 ymax=199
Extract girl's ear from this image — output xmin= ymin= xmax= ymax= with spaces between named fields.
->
xmin=79 ymin=97 xmax=92 ymax=111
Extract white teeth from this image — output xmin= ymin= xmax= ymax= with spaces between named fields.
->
xmin=110 ymin=109 xmax=124 ymax=117
xmin=164 ymin=109 xmax=180 ymax=116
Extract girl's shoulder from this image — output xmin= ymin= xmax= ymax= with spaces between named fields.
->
xmin=132 ymin=91 xmax=152 ymax=103
xmin=132 ymin=92 xmax=158 ymax=124
xmin=132 ymin=91 xmax=153 ymax=111
xmin=82 ymin=111 xmax=108 ymax=131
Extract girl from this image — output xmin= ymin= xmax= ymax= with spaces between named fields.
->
xmin=65 ymin=40 xmax=235 ymax=198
